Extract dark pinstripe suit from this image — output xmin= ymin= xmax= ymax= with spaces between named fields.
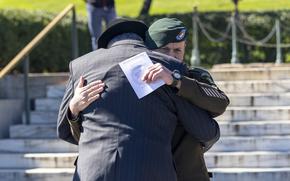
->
xmin=57 ymin=39 xmax=220 ymax=181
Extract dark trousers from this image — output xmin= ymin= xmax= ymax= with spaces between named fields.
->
xmin=172 ymin=124 xmax=210 ymax=181
xmin=86 ymin=3 xmax=116 ymax=50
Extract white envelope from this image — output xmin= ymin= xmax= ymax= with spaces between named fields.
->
xmin=119 ymin=52 xmax=165 ymax=99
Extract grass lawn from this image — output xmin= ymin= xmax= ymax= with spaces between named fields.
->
xmin=0 ymin=0 xmax=290 ymax=17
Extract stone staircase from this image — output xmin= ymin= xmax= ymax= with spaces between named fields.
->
xmin=1 ymin=63 xmax=290 ymax=180
xmin=0 ymin=74 xmax=76 ymax=181
xmin=207 ymin=64 xmax=290 ymax=181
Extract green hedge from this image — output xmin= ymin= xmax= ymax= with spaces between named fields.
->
xmin=1 ymin=9 xmax=290 ymax=73
xmin=0 ymin=9 xmax=91 ymax=73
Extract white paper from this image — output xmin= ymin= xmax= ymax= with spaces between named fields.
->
xmin=119 ymin=52 xmax=165 ymax=99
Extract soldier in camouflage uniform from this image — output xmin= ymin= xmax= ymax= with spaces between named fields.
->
xmin=143 ymin=18 xmax=229 ymax=181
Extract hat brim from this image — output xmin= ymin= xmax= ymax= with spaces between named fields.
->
xmin=97 ymin=19 xmax=148 ymax=48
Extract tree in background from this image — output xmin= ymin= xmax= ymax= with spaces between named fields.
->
xmin=139 ymin=0 xmax=152 ymax=16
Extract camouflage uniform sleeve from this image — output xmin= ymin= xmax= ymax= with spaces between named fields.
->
xmin=177 ymin=67 xmax=230 ymax=117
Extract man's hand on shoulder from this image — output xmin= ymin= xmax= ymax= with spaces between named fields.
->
xmin=69 ymin=76 xmax=105 ymax=117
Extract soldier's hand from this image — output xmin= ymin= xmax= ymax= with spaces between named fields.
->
xmin=69 ymin=76 xmax=105 ymax=117
xmin=141 ymin=63 xmax=173 ymax=85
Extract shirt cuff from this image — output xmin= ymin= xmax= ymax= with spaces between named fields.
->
xmin=66 ymin=107 xmax=80 ymax=123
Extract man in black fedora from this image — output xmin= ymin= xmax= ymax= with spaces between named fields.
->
xmin=57 ymin=18 xmax=220 ymax=181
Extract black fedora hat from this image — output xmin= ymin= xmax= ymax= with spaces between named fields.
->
xmin=97 ymin=18 xmax=148 ymax=48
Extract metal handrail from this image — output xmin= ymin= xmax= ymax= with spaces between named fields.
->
xmin=0 ymin=4 xmax=79 ymax=124
xmin=0 ymin=3 xmax=78 ymax=78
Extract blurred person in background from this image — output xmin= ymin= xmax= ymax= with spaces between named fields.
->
xmin=85 ymin=0 xmax=117 ymax=50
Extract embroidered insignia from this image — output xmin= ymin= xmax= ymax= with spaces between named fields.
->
xmin=176 ymin=29 xmax=186 ymax=40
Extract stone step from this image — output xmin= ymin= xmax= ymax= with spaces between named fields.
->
xmin=212 ymin=63 xmax=290 ymax=69
xmin=210 ymin=136 xmax=290 ymax=152
xmin=43 ymin=93 xmax=278 ymax=110
xmin=46 ymin=80 xmax=290 ymax=96
xmin=0 ymin=73 xmax=68 ymax=99
xmin=217 ymin=106 xmax=290 ymax=122
xmin=3 ymin=136 xmax=289 ymax=153
xmin=2 ymin=135 xmax=288 ymax=153
xmin=205 ymin=151 xmax=290 ymax=168
xmin=219 ymin=120 xmax=290 ymax=136
xmin=35 ymin=89 xmax=290 ymax=112
xmin=1 ymin=151 xmax=289 ymax=169
xmin=0 ymin=153 xmax=76 ymax=169
xmin=0 ymin=139 xmax=77 ymax=153
xmin=30 ymin=111 xmax=58 ymax=124
xmin=47 ymin=85 xmax=65 ymax=98
xmin=10 ymin=125 xmax=57 ymax=138
xmin=10 ymin=121 xmax=290 ymax=139
xmin=0 ymin=168 xmax=73 ymax=181
xmin=209 ymin=167 xmax=290 ymax=181
xmin=228 ymin=93 xmax=290 ymax=106
xmin=35 ymin=92 xmax=290 ymax=112
xmin=31 ymin=106 xmax=290 ymax=124
xmin=35 ymin=98 xmax=62 ymax=111
xmin=0 ymin=168 xmax=289 ymax=181
xmin=210 ymin=66 xmax=290 ymax=81
xmin=216 ymin=80 xmax=290 ymax=93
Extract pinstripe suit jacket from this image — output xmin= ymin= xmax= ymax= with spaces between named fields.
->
xmin=57 ymin=39 xmax=220 ymax=181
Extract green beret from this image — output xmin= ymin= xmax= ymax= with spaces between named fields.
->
xmin=145 ymin=18 xmax=187 ymax=49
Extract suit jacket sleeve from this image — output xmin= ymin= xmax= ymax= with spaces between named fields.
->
xmin=177 ymin=68 xmax=229 ymax=117
xmin=172 ymin=92 xmax=220 ymax=150
xmin=57 ymin=62 xmax=79 ymax=145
